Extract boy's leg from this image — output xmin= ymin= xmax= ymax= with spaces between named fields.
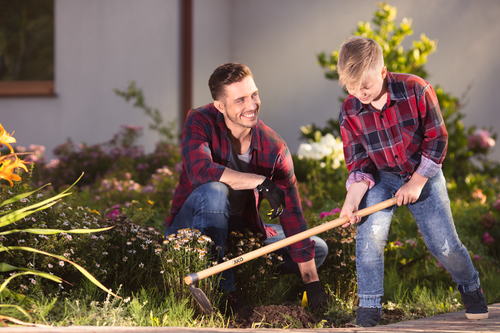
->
xmin=355 ymin=172 xmax=398 ymax=326
xmin=407 ymin=170 xmax=488 ymax=319
xmin=164 ymin=181 xmax=234 ymax=291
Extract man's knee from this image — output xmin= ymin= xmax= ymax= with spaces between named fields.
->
xmin=196 ymin=182 xmax=230 ymax=212
xmin=312 ymin=236 xmax=328 ymax=268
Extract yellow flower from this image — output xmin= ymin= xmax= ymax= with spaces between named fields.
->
xmin=0 ymin=123 xmax=16 ymax=153
xmin=91 ymin=209 xmax=101 ymax=215
xmin=0 ymin=155 xmax=29 ymax=186
xmin=148 ymin=200 xmax=154 ymax=205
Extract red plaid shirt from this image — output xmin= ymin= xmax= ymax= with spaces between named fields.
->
xmin=165 ymin=103 xmax=315 ymax=263
xmin=340 ymin=71 xmax=448 ymax=189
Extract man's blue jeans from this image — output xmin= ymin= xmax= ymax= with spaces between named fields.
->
xmin=356 ymin=170 xmax=480 ymax=309
xmin=164 ymin=181 xmax=328 ymax=292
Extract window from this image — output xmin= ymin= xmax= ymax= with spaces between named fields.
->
xmin=0 ymin=0 xmax=55 ymax=96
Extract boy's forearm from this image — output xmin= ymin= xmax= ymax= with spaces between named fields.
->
xmin=345 ymin=180 xmax=370 ymax=206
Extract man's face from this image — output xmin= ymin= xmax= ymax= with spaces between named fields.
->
xmin=215 ymin=76 xmax=261 ymax=133
xmin=346 ymin=66 xmax=387 ymax=105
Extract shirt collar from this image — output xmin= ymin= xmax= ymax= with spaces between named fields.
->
xmin=352 ymin=71 xmax=408 ymax=115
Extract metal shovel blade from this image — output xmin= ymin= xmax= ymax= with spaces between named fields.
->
xmin=188 ymin=284 xmax=213 ymax=314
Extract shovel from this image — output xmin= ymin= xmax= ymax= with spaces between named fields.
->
xmin=184 ymin=196 xmax=398 ymax=314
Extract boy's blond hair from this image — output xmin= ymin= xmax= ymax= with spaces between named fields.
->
xmin=337 ymin=36 xmax=384 ymax=89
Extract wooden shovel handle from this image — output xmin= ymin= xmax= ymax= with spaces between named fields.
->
xmin=185 ymin=196 xmax=397 ymax=285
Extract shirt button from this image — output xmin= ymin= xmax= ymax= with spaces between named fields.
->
xmin=380 ymin=114 xmax=384 ymax=119
xmin=395 ymin=155 xmax=398 ymax=159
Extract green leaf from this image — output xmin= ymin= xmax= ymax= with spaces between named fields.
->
xmin=0 ymin=183 xmax=51 ymax=209
xmin=0 ymin=198 xmax=64 ymax=228
xmin=0 ymin=226 xmax=113 ymax=236
xmin=1 ymin=246 xmax=121 ymax=299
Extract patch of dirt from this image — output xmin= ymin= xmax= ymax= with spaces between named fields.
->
xmin=228 ymin=304 xmax=422 ymax=328
xmin=231 ymin=303 xmax=322 ymax=328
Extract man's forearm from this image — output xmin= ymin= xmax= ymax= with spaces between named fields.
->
xmin=219 ymin=167 xmax=266 ymax=190
xmin=298 ymin=259 xmax=319 ymax=284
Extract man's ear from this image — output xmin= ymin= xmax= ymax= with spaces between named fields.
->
xmin=214 ymin=100 xmax=225 ymax=113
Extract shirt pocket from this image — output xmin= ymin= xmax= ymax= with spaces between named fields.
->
xmin=399 ymin=117 xmax=422 ymax=146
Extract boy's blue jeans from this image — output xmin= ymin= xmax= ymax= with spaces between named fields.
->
xmin=356 ymin=170 xmax=480 ymax=309
xmin=164 ymin=181 xmax=328 ymax=292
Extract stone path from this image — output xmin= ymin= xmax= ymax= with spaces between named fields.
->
xmin=1 ymin=303 xmax=498 ymax=332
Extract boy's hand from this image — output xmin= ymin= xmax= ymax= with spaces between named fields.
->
xmin=340 ymin=180 xmax=370 ymax=227
xmin=395 ymin=173 xmax=428 ymax=206
xmin=340 ymin=201 xmax=360 ymax=227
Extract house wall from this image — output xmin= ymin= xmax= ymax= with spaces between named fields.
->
xmin=1 ymin=0 xmax=499 ymax=164
xmin=1 ymin=0 xmax=181 ymax=157
xmin=225 ymin=0 xmax=500 ymax=161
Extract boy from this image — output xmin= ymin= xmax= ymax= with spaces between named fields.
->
xmin=336 ymin=36 xmax=488 ymax=327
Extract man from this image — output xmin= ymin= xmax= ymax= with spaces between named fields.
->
xmin=164 ymin=63 xmax=330 ymax=313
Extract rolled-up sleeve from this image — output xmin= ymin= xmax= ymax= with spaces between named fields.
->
xmin=415 ymin=83 xmax=448 ymax=178
xmin=340 ymin=110 xmax=377 ymax=191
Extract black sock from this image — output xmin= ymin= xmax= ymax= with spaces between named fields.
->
xmin=304 ymin=281 xmax=324 ymax=298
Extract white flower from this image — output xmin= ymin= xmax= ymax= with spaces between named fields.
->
xmin=59 ymin=261 xmax=65 ymax=266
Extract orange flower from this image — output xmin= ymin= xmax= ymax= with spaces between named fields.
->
xmin=0 ymin=155 xmax=29 ymax=186
xmin=0 ymin=123 xmax=16 ymax=154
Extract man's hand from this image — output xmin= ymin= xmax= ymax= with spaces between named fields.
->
xmin=257 ymin=177 xmax=285 ymax=219
xmin=395 ymin=173 xmax=428 ymax=206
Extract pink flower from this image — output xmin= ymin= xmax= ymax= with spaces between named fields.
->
xmin=468 ymin=129 xmax=495 ymax=150
xmin=483 ymin=232 xmax=494 ymax=245
xmin=473 ymin=254 xmax=482 ymax=261
xmin=319 ymin=208 xmax=341 ymax=219
xmin=493 ymin=199 xmax=500 ymax=211
xmin=436 ymin=261 xmax=444 ymax=269
xmin=107 ymin=209 xmax=121 ymax=220
xmin=394 ymin=240 xmax=403 ymax=247
xmin=405 ymin=239 xmax=418 ymax=248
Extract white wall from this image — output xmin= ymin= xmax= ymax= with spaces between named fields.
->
xmin=192 ymin=0 xmax=232 ymax=108
xmin=2 ymin=0 xmax=499 ymax=163
xmin=225 ymin=0 xmax=500 ymax=161
xmin=1 ymin=0 xmax=180 ymax=157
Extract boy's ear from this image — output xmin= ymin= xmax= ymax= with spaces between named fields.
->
xmin=381 ymin=66 xmax=387 ymax=79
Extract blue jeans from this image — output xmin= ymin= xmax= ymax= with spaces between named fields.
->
xmin=164 ymin=181 xmax=328 ymax=292
xmin=356 ymin=170 xmax=480 ymax=308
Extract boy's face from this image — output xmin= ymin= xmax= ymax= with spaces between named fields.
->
xmin=346 ymin=66 xmax=387 ymax=106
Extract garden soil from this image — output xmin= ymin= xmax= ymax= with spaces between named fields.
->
xmin=227 ymin=303 xmax=419 ymax=328
xmin=230 ymin=303 xmax=322 ymax=328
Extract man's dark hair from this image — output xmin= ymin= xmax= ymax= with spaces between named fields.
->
xmin=208 ymin=63 xmax=253 ymax=101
